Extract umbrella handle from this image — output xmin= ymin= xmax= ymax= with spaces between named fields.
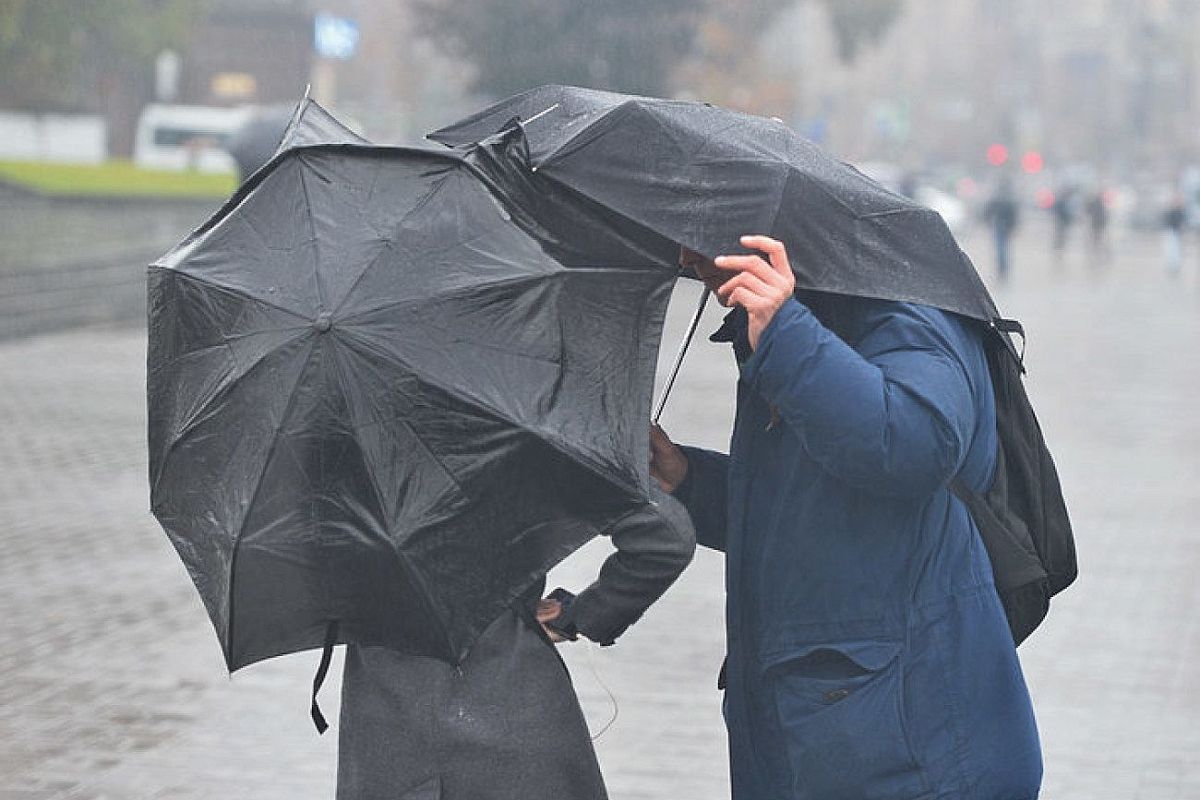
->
xmin=652 ymin=288 xmax=710 ymax=425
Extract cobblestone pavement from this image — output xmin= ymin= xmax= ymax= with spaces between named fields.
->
xmin=1 ymin=223 xmax=1197 ymax=799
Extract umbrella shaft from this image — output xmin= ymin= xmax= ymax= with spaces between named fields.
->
xmin=653 ymin=288 xmax=710 ymax=424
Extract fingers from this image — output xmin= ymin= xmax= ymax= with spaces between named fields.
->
xmin=711 ymin=236 xmax=796 ymax=351
xmin=650 ymin=424 xmax=675 ymax=455
xmin=716 ymin=269 xmax=775 ymax=307
xmin=713 ymin=254 xmax=785 ymax=289
xmin=739 ymin=234 xmax=792 ymax=280
xmin=724 ymin=285 xmax=783 ymax=318
xmin=649 ymin=423 xmax=688 ymax=493
xmin=535 ymin=598 xmax=562 ymax=623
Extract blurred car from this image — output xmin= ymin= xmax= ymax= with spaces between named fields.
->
xmin=133 ymin=104 xmax=252 ymax=173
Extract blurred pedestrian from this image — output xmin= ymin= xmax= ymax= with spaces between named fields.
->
xmin=1051 ymin=185 xmax=1077 ymax=260
xmin=337 ymin=489 xmax=695 ymax=800
xmin=1163 ymin=193 xmax=1187 ymax=276
xmin=984 ymin=178 xmax=1020 ymax=282
xmin=1085 ymin=189 xmax=1111 ymax=266
xmin=654 ymin=236 xmax=1042 ymax=800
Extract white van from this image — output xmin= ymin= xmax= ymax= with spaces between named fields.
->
xmin=133 ymin=104 xmax=253 ymax=173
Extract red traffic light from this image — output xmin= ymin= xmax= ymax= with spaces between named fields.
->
xmin=1021 ymin=151 xmax=1044 ymax=174
xmin=986 ymin=144 xmax=1009 ymax=166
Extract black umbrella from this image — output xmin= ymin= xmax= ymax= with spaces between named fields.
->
xmin=148 ymin=99 xmax=675 ymax=677
xmin=430 ymin=85 xmax=1000 ymax=325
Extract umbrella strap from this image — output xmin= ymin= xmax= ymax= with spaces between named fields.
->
xmin=310 ymin=620 xmax=340 ymax=734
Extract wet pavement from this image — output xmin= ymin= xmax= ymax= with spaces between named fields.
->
xmin=1 ymin=223 xmax=1197 ymax=799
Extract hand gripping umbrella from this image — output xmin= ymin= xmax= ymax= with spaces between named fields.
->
xmin=148 ymin=101 xmax=675 ymax=699
xmin=430 ymin=84 xmax=1001 ymax=327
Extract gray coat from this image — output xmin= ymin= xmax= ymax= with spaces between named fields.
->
xmin=337 ymin=487 xmax=695 ymax=800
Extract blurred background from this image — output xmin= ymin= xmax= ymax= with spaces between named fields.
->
xmin=4 ymin=0 xmax=1200 ymax=334
xmin=1 ymin=1 xmax=1197 ymax=799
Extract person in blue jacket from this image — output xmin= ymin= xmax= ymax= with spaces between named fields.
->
xmin=650 ymin=235 xmax=1043 ymax=800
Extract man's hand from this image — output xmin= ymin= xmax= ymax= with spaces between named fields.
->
xmin=714 ymin=235 xmax=796 ymax=350
xmin=535 ymin=598 xmax=568 ymax=643
xmin=650 ymin=424 xmax=688 ymax=493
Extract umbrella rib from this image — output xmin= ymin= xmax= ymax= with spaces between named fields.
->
xmin=296 ymin=157 xmax=327 ymax=312
xmin=148 ymin=327 xmax=308 ymax=378
xmin=224 ymin=336 xmax=320 ymax=663
xmin=859 ymin=205 xmax=935 ymax=220
xmin=147 ymin=266 xmax=314 ymax=324
xmin=534 ymin=100 xmax=634 ymax=168
xmin=329 ymin=172 xmax=458 ymax=317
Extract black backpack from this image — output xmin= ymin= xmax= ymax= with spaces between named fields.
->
xmin=951 ymin=321 xmax=1078 ymax=646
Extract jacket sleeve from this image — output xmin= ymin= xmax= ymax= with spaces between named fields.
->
xmin=558 ymin=485 xmax=696 ymax=646
xmin=673 ymin=445 xmax=730 ymax=553
xmin=740 ymin=298 xmax=977 ymax=497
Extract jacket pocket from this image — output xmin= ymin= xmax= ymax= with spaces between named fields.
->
xmin=764 ymin=641 xmax=930 ymax=800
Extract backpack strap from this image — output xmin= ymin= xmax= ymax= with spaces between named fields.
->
xmin=949 ymin=460 xmax=1050 ymax=646
xmin=991 ymin=317 xmax=1026 ymax=368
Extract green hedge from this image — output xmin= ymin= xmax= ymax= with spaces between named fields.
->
xmin=0 ymin=159 xmax=237 ymax=199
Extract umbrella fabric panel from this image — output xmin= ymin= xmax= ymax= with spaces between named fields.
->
xmin=843 ymin=206 xmax=995 ymax=318
xmin=547 ymin=268 xmax=672 ymax=494
xmin=161 ymin=158 xmax=320 ymax=318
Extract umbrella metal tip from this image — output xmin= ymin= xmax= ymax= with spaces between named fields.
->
xmin=314 ymin=311 xmax=333 ymax=333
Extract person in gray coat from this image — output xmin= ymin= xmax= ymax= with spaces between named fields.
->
xmin=336 ymin=485 xmax=696 ymax=800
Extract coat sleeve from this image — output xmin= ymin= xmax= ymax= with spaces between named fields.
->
xmin=673 ymin=445 xmax=730 ymax=552
xmin=740 ymin=298 xmax=977 ymax=497
xmin=558 ymin=485 xmax=696 ymax=646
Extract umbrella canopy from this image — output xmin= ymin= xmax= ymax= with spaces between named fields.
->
xmin=431 ymin=85 xmax=1000 ymax=325
xmin=149 ymin=100 xmax=674 ymax=670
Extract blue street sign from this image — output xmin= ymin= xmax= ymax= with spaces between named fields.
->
xmin=314 ymin=14 xmax=359 ymax=61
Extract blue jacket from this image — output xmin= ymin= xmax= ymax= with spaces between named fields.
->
xmin=676 ymin=295 xmax=1041 ymax=800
